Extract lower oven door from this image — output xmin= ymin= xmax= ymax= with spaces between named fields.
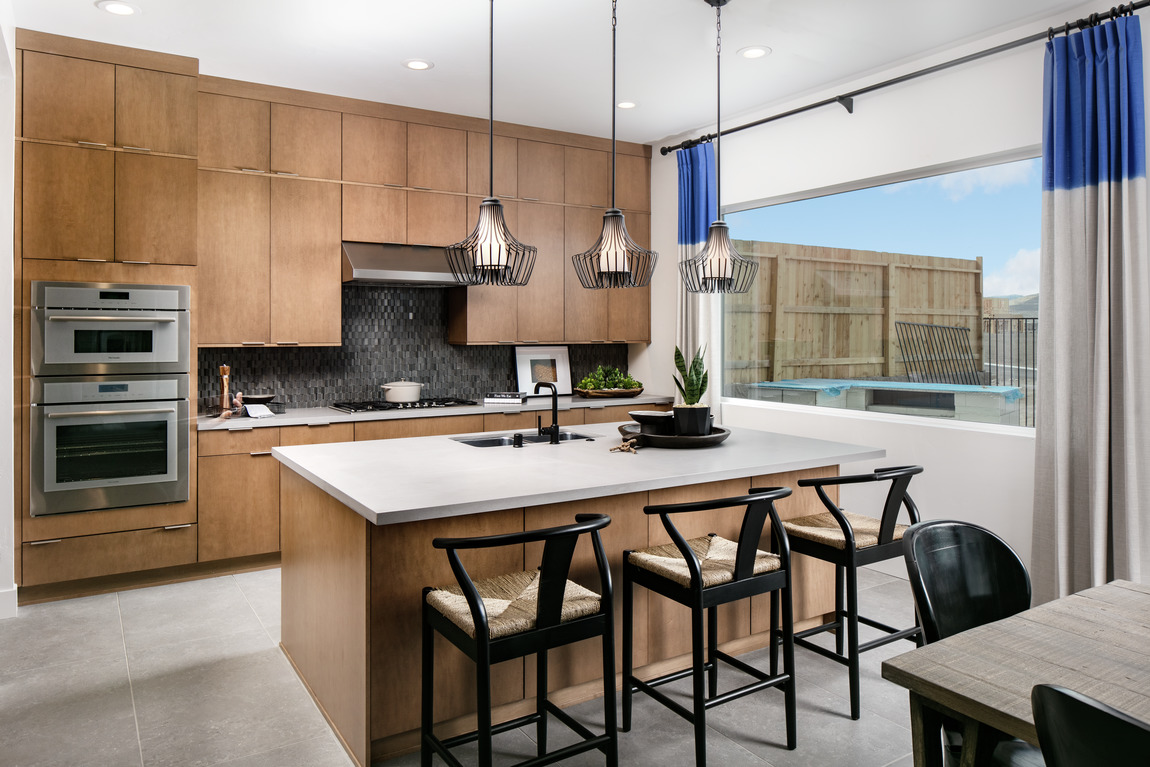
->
xmin=30 ymin=399 xmax=190 ymax=516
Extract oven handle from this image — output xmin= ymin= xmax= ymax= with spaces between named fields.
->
xmin=47 ymin=315 xmax=177 ymax=323
xmin=47 ymin=408 xmax=177 ymax=419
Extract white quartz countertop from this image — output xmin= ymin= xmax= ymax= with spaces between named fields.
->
xmin=272 ymin=421 xmax=885 ymax=526
xmin=197 ymin=393 xmax=673 ymax=431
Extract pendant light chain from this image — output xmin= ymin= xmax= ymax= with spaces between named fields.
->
xmin=488 ymin=0 xmax=494 ymax=198
xmin=611 ymin=0 xmax=617 ymax=209
xmin=715 ymin=4 xmax=722 ymax=219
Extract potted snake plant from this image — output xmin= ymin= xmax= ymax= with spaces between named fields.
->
xmin=673 ymin=345 xmax=711 ymax=436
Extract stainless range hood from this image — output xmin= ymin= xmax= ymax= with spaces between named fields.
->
xmin=341 ymin=242 xmax=458 ymax=286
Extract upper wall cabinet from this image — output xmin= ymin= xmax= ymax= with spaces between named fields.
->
xmin=343 ymin=114 xmax=406 ymax=186
xmin=468 ymin=132 xmax=517 ymax=198
xmin=199 ymin=93 xmax=269 ymax=171
xmin=616 ymin=154 xmax=651 ymax=212
xmin=270 ymin=103 xmax=341 ymax=179
xmin=22 ymin=52 xmax=198 ymax=156
xmin=408 ymin=124 xmax=466 ymax=193
xmin=518 ymin=140 xmax=564 ymax=203
xmin=564 ymin=147 xmax=610 ymax=207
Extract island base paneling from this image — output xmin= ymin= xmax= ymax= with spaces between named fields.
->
xmin=279 ymin=463 xmax=840 ymax=767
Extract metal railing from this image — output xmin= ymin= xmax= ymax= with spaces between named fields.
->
xmin=982 ymin=317 xmax=1037 ymax=427
xmin=894 ymin=321 xmax=981 ymax=385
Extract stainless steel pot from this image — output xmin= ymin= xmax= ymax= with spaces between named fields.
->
xmin=381 ymin=380 xmax=424 ymax=402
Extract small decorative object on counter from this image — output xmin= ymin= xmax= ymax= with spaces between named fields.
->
xmin=611 ymin=438 xmax=641 ymax=454
xmin=219 ymin=364 xmax=231 ymax=413
xmin=484 ymin=391 xmax=528 ymax=405
xmin=673 ymin=345 xmax=711 ymax=436
xmin=575 ymin=365 xmax=644 ymax=398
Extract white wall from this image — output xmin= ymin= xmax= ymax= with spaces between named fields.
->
xmin=1 ymin=0 xmax=16 ymax=620
xmin=639 ymin=3 xmax=1104 ymax=576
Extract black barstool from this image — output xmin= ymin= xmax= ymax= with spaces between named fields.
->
xmin=622 ymin=487 xmax=797 ymax=767
xmin=421 ymin=513 xmax=617 ymax=767
xmin=782 ymin=465 xmax=924 ymax=720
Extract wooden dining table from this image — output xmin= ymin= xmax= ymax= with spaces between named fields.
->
xmin=881 ymin=579 xmax=1150 ymax=767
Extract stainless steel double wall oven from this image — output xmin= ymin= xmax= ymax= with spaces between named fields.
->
xmin=30 ymin=281 xmax=192 ymax=516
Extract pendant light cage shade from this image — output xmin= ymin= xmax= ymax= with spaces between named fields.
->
xmin=572 ymin=209 xmax=658 ymax=289
xmin=678 ymin=220 xmax=758 ymax=294
xmin=446 ymin=198 xmax=537 ymax=286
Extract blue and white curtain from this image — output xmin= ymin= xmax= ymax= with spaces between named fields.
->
xmin=676 ymin=142 xmax=718 ymax=406
xmin=1033 ymin=15 xmax=1150 ymax=602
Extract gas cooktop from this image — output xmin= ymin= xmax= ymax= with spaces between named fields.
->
xmin=329 ymin=397 xmax=477 ymax=413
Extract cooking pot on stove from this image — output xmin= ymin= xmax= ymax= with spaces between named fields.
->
xmin=381 ymin=379 xmax=424 ymax=403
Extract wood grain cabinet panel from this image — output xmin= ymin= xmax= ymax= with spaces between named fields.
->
xmin=582 ymin=403 xmax=668 ymax=424
xmin=22 ymin=51 xmax=114 ymax=144
xmin=407 ymin=191 xmax=466 ymax=247
xmin=616 ymin=154 xmax=651 ymax=212
xmin=343 ymin=114 xmax=406 ymax=186
xmin=21 ymin=525 xmax=197 ymax=586
xmin=482 ymin=409 xmax=583 ymax=432
xmin=517 ymin=140 xmax=564 ymax=202
xmin=516 ymin=202 xmax=565 ymax=343
xmin=445 ymin=200 xmax=518 ymax=344
xmin=22 ymin=143 xmax=114 ymax=261
xmin=467 ymin=131 xmax=517 ymax=198
xmin=342 ymin=185 xmax=406 ymax=244
xmin=199 ymin=93 xmax=270 ymax=171
xmin=563 ymin=206 xmax=608 ymax=342
xmin=199 ymin=453 xmax=280 ymax=561
xmin=199 ymin=427 xmax=280 ymax=457
xmin=279 ymin=423 xmax=354 ymax=446
xmin=606 ymin=211 xmax=651 ymax=342
xmin=354 ymin=415 xmax=483 ymax=441
xmin=408 ymin=124 xmax=466 ymax=192
xmin=271 ymin=103 xmax=342 ymax=180
xmin=197 ymin=170 xmax=270 ymax=345
xmin=270 ymin=178 xmax=342 ymax=345
xmin=114 ymin=66 xmax=197 ymax=155
xmin=564 ymin=146 xmax=610 ymax=207
xmin=115 ymin=153 xmax=197 ymax=264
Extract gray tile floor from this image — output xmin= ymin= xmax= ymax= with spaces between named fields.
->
xmin=0 ymin=566 xmax=918 ymax=767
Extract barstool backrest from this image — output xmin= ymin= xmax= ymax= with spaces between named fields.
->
xmin=798 ymin=464 xmax=923 ymax=548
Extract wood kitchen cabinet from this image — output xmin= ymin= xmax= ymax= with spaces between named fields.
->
xmin=115 ymin=153 xmax=198 ymax=264
xmin=518 ymin=140 xmax=564 ymax=203
xmin=616 ymin=153 xmax=651 ymax=212
xmin=354 ymin=415 xmax=484 ymax=441
xmin=407 ymin=190 xmax=466 ymax=247
xmin=115 ymin=66 xmax=198 ymax=155
xmin=343 ymin=114 xmax=406 ymax=186
xmin=564 ymin=146 xmax=610 ymax=207
xmin=482 ymin=409 xmax=583 ymax=432
xmin=22 ymin=526 xmax=198 ymax=587
xmin=581 ymin=402 xmax=668 ymax=424
xmin=343 ymin=184 xmax=406 ymax=243
xmin=199 ymin=93 xmax=270 ymax=171
xmin=408 ymin=123 xmax=466 ymax=193
xmin=468 ymin=131 xmax=517 ymax=198
xmin=516 ymin=202 xmax=566 ymax=343
xmin=270 ymin=178 xmax=341 ymax=345
xmin=270 ymin=103 xmax=342 ymax=180
xmin=563 ymin=206 xmax=609 ymax=342
xmin=21 ymin=142 xmax=113 ymax=261
xmin=446 ymin=200 xmax=519 ymax=345
xmin=606 ymin=211 xmax=652 ymax=343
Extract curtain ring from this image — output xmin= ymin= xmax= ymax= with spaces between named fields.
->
xmin=1048 ymin=25 xmax=1056 ymax=41
xmin=1110 ymin=7 xmax=1119 ymax=21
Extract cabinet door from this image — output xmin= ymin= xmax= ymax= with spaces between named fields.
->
xmin=518 ymin=140 xmax=564 ymax=203
xmin=607 ymin=211 xmax=651 ymax=342
xmin=354 ymin=415 xmax=484 ymax=441
xmin=197 ymin=170 xmax=270 ymax=345
xmin=563 ymin=206 xmax=608 ymax=341
xmin=270 ymin=178 xmax=342 ymax=345
xmin=271 ymin=103 xmax=342 ymax=180
xmin=516 ymin=202 xmax=565 ymax=343
xmin=279 ymin=423 xmax=354 ymax=446
xmin=22 ymin=51 xmax=114 ymax=145
xmin=343 ymin=114 xmax=406 ymax=185
xmin=616 ymin=154 xmax=651 ymax=212
xmin=408 ymin=124 xmax=466 ymax=192
xmin=446 ymin=200 xmax=519 ymax=344
xmin=115 ymin=66 xmax=198 ymax=155
xmin=198 ymin=453 xmax=280 ymax=561
xmin=407 ymin=191 xmax=466 ymax=246
xmin=342 ymin=185 xmax=406 ymax=243
xmin=115 ymin=153 xmax=197 ymax=264
xmin=22 ymin=143 xmax=114 ymax=261
xmin=468 ymin=131 xmax=517 ymax=198
xmin=564 ymin=146 xmax=610 ymax=207
xmin=199 ymin=93 xmax=270 ymax=171
xmin=21 ymin=526 xmax=197 ymax=586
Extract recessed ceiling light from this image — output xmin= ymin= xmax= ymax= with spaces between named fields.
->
xmin=95 ymin=0 xmax=138 ymax=15
xmin=403 ymin=59 xmax=434 ymax=71
xmin=617 ymin=101 xmax=636 ymax=109
xmin=738 ymin=45 xmax=772 ymax=59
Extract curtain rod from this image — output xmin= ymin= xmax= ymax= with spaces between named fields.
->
xmin=660 ymin=0 xmax=1150 ymax=156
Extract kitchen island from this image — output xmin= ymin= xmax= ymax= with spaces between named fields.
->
xmin=273 ymin=422 xmax=884 ymax=766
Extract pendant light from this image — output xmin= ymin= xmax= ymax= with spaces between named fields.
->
xmin=446 ymin=0 xmax=537 ymax=286
xmin=679 ymin=0 xmax=758 ymax=294
xmin=572 ymin=0 xmax=658 ymax=289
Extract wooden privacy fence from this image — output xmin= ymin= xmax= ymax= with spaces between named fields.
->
xmin=724 ymin=240 xmax=983 ymax=387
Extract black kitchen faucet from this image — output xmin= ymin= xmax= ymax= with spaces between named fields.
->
xmin=534 ymin=381 xmax=560 ymax=444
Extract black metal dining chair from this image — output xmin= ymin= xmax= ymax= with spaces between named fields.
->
xmin=622 ymin=487 xmax=797 ymax=767
xmin=421 ymin=513 xmax=617 ymax=767
xmin=782 ymin=465 xmax=924 ymax=719
xmin=1032 ymin=684 xmax=1150 ymax=767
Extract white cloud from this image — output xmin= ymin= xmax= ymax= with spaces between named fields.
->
xmin=984 ymin=248 xmax=1040 ymax=297
xmin=887 ymin=161 xmax=1037 ymax=201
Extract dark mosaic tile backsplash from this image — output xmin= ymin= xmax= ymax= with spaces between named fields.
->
xmin=196 ymin=285 xmax=629 ymax=408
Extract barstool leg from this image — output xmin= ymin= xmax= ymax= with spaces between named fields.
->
xmin=769 ymin=589 xmax=779 ymax=677
xmin=781 ymin=583 xmax=797 ymax=750
xmin=692 ymin=604 xmax=708 ymax=767
xmin=477 ymin=644 xmax=494 ymax=767
xmin=421 ymin=601 xmax=434 ymax=767
xmin=537 ymin=648 xmax=548 ymax=757
xmin=835 ymin=564 xmax=845 ymax=656
xmin=707 ymin=605 xmax=718 ymax=699
xmin=622 ymin=564 xmax=633 ymax=732
xmin=602 ymin=616 xmax=619 ymax=767
xmin=846 ymin=562 xmax=861 ymax=721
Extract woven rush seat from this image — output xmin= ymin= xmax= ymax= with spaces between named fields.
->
xmin=783 ymin=509 xmax=908 ymax=550
xmin=426 ymin=569 xmax=601 ymax=639
xmin=628 ymin=534 xmax=781 ymax=588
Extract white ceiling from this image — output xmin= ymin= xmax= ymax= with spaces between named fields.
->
xmin=14 ymin=0 xmax=1093 ymax=146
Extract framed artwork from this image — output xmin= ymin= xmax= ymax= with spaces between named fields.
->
xmin=515 ymin=346 xmax=572 ymax=396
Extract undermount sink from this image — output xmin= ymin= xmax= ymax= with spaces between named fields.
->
xmin=451 ymin=432 xmax=595 ymax=447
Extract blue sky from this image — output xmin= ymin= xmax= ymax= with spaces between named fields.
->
xmin=727 ymin=157 xmax=1042 ymax=297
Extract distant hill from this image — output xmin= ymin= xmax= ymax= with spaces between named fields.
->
xmin=1008 ymin=294 xmax=1039 ymax=316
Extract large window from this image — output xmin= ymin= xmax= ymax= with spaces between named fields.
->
xmin=722 ymin=156 xmax=1040 ymax=427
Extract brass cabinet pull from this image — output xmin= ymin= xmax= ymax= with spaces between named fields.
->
xmin=77 ymin=141 xmax=107 ymax=148
xmin=121 ymin=146 xmax=151 ymax=152
xmin=29 ymin=539 xmax=62 ymax=545
xmin=241 ymin=341 xmax=265 ymax=346
xmin=163 ymin=524 xmax=192 ymax=531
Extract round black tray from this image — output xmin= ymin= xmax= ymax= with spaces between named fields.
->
xmin=618 ymin=423 xmax=730 ymax=449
